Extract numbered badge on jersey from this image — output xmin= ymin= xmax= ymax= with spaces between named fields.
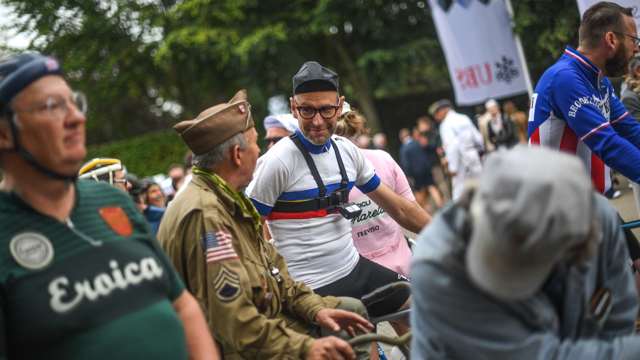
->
xmin=99 ymin=207 xmax=133 ymax=237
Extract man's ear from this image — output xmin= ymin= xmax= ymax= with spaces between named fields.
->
xmin=229 ymin=144 xmax=242 ymax=167
xmin=0 ymin=119 xmax=14 ymax=151
xmin=604 ymin=31 xmax=619 ymax=53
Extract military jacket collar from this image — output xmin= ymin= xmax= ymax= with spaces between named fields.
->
xmin=191 ymin=173 xmax=251 ymax=220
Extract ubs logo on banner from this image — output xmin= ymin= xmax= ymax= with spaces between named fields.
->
xmin=455 ymin=55 xmax=519 ymax=90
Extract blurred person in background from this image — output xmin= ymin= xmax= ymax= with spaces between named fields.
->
xmin=622 ymin=55 xmax=640 ymax=216
xmin=397 ymin=128 xmax=411 ymax=145
xmin=78 ymin=157 xmax=129 ymax=193
xmin=371 ymin=132 xmax=387 ymax=151
xmin=429 ymin=99 xmax=484 ymax=200
xmin=161 ymin=163 xmax=185 ymax=202
xmin=141 ymin=179 xmax=166 ymax=235
xmin=478 ymin=98 xmax=518 ymax=152
xmin=263 ymin=113 xmax=298 ymax=149
xmin=355 ymin=133 xmax=371 ymax=148
xmin=417 ymin=116 xmax=450 ymax=203
xmin=502 ymin=100 xmax=528 ymax=144
xmin=400 ymin=117 xmax=444 ymax=212
xmin=144 ymin=180 xmax=166 ymax=209
xmin=174 ymin=151 xmax=195 ymax=199
xmin=336 ymin=109 xmax=428 ymax=277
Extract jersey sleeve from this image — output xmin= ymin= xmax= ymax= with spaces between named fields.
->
xmin=246 ymin=153 xmax=290 ymax=217
xmin=550 ymin=70 xmax=640 ymax=183
xmin=183 ymin=211 xmax=315 ymax=358
xmin=350 ymin=143 xmax=380 ymax=194
xmin=609 ymin=89 xmax=640 ymax=150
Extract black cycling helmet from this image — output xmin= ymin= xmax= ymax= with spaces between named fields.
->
xmin=0 ymin=52 xmax=77 ymax=181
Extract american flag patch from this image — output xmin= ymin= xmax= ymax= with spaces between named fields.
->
xmin=202 ymin=231 xmax=238 ymax=263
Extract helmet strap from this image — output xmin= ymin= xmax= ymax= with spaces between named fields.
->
xmin=8 ymin=113 xmax=77 ymax=182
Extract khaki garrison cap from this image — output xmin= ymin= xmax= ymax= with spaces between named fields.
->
xmin=174 ymin=89 xmax=255 ymax=155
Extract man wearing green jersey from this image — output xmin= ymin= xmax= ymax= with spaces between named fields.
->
xmin=0 ymin=52 xmax=218 ymax=359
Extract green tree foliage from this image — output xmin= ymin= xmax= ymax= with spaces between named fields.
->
xmin=3 ymin=0 xmax=584 ymax=167
xmin=512 ymin=0 xmax=581 ymax=83
xmin=154 ymin=0 xmax=449 ymax=132
xmin=2 ymin=0 xmax=179 ymax=143
xmin=86 ymin=129 xmax=187 ymax=176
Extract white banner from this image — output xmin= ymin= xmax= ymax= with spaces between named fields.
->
xmin=577 ymin=0 xmax=640 ymax=30
xmin=429 ymin=0 xmax=530 ymax=105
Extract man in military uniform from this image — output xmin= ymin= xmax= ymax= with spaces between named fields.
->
xmin=158 ymin=90 xmax=373 ymax=360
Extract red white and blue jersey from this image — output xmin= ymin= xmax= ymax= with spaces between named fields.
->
xmin=246 ymin=130 xmax=380 ymax=289
xmin=528 ymin=47 xmax=640 ymax=193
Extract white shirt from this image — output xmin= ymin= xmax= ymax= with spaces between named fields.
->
xmin=247 ymin=131 xmax=380 ymax=289
xmin=439 ymin=110 xmax=484 ymax=200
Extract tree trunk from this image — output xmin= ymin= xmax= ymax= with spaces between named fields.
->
xmin=332 ymin=40 xmax=382 ymax=133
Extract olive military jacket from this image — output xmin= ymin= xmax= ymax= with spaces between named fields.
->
xmin=158 ymin=174 xmax=339 ymax=359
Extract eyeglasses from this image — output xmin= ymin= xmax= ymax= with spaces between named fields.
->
xmin=265 ymin=136 xmax=284 ymax=145
xmin=293 ymin=99 xmax=340 ymax=120
xmin=613 ymin=31 xmax=640 ymax=47
xmin=14 ymin=91 xmax=88 ymax=120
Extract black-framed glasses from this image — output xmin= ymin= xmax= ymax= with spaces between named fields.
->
xmin=293 ymin=99 xmax=340 ymax=120
xmin=265 ymin=136 xmax=284 ymax=145
xmin=13 ymin=91 xmax=88 ymax=120
xmin=613 ymin=31 xmax=640 ymax=47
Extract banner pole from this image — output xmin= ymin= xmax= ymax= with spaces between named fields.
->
xmin=505 ymin=0 xmax=533 ymax=98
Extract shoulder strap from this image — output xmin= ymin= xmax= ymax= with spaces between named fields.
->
xmin=330 ymin=138 xmax=349 ymax=190
xmin=290 ymin=133 xmax=326 ymax=197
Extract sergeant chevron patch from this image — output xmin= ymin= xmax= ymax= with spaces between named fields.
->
xmin=213 ymin=267 xmax=241 ymax=302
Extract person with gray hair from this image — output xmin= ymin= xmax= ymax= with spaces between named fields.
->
xmin=158 ymin=89 xmax=374 ymax=360
xmin=411 ymin=146 xmax=640 ymax=359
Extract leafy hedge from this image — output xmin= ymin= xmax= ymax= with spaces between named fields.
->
xmin=87 ymin=130 xmax=188 ymax=177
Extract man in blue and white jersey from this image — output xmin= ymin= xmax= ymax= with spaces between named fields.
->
xmin=529 ymin=1 xmax=640 ymax=195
